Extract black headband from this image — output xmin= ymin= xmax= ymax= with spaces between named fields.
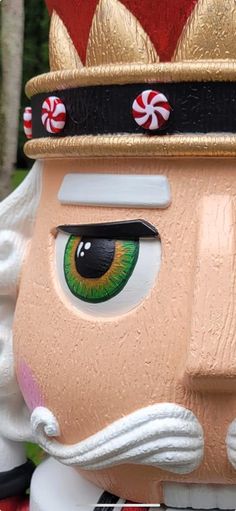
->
xmin=31 ymin=81 xmax=236 ymax=138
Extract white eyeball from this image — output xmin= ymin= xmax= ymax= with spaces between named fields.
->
xmin=55 ymin=231 xmax=161 ymax=318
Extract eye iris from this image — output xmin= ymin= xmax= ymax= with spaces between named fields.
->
xmin=64 ymin=236 xmax=139 ymax=304
xmin=75 ymin=238 xmax=115 ymax=279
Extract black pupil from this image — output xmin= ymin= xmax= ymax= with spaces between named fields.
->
xmin=75 ymin=238 xmax=115 ymax=279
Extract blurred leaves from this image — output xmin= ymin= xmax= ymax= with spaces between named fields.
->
xmin=18 ymin=0 xmax=49 ymax=168
xmin=25 ymin=442 xmax=45 ymax=466
xmin=1 ymin=0 xmax=24 ymax=198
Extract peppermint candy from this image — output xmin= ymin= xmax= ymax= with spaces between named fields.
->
xmin=132 ymin=89 xmax=171 ymax=131
xmin=23 ymin=107 xmax=32 ymax=139
xmin=41 ymin=96 xmax=66 ymax=134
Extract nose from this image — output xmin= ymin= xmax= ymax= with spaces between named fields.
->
xmin=183 ymin=195 xmax=236 ymax=393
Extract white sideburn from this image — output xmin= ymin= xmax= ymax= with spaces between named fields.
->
xmin=31 ymin=403 xmax=204 ymax=474
xmin=163 ymin=482 xmax=236 ymax=509
xmin=0 ymin=436 xmax=26 ymax=472
xmin=58 ymin=173 xmax=171 ymax=208
xmin=0 ymin=161 xmax=43 ymax=469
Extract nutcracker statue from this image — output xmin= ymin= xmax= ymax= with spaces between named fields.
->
xmin=1 ymin=0 xmax=236 ymax=509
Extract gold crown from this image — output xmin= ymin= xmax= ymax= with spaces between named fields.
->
xmin=25 ymin=0 xmax=236 ymax=159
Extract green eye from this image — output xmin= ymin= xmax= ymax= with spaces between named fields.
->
xmin=64 ymin=236 xmax=139 ymax=304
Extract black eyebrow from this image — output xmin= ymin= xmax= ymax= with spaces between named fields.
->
xmin=57 ymin=219 xmax=159 ymax=240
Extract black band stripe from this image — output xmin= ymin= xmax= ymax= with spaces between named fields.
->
xmin=0 ymin=460 xmax=35 ymax=500
xmin=31 ymin=81 xmax=236 ymax=137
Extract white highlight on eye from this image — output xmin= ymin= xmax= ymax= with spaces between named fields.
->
xmin=30 ymin=403 xmax=204 ymax=474
xmin=55 ymin=232 xmax=161 ymax=318
xmin=58 ymin=173 xmax=171 ymax=209
xmin=85 ymin=242 xmax=91 ymax=251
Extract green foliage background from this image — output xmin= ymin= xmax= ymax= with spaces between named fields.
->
xmin=18 ymin=0 xmax=49 ymax=169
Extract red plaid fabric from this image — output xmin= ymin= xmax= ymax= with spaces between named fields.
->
xmin=122 ymin=507 xmax=149 ymax=511
xmin=17 ymin=498 xmax=29 ymax=511
xmin=122 ymin=502 xmax=149 ymax=511
xmin=0 ymin=496 xmax=29 ymax=511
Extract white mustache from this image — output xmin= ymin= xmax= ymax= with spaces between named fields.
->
xmin=31 ymin=403 xmax=204 ymax=474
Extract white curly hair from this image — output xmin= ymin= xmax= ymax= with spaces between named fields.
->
xmin=0 ymin=160 xmax=42 ymax=471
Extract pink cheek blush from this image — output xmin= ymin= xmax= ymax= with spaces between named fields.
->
xmin=17 ymin=360 xmax=44 ymax=412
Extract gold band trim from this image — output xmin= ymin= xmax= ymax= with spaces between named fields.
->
xmin=24 ymin=134 xmax=236 ymax=159
xmin=26 ymin=61 xmax=236 ymax=97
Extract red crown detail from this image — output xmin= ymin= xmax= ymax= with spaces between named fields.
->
xmin=45 ymin=0 xmax=199 ymax=64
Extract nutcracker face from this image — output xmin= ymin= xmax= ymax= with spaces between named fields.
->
xmin=13 ymin=157 xmax=236 ymax=504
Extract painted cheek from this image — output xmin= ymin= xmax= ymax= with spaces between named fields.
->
xmin=17 ymin=360 xmax=44 ymax=411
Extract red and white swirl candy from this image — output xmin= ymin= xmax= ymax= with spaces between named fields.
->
xmin=41 ymin=96 xmax=66 ymax=134
xmin=23 ymin=107 xmax=32 ymax=139
xmin=132 ymin=89 xmax=171 ymax=131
